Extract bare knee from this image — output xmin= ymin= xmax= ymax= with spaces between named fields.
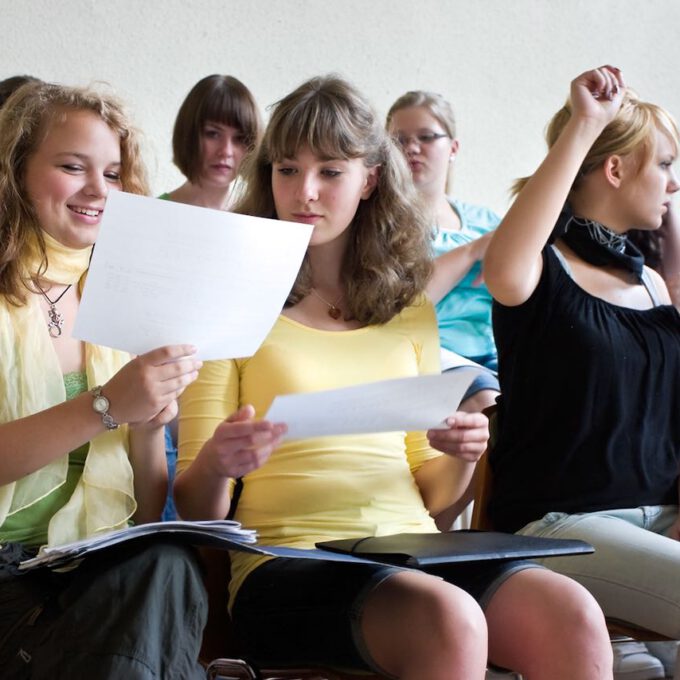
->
xmin=535 ymin=576 xmax=613 ymax=676
xmin=487 ymin=569 xmax=612 ymax=679
xmin=562 ymin=580 xmax=609 ymax=635
xmin=533 ymin=572 xmax=609 ymax=647
xmin=362 ymin=571 xmax=487 ymax=679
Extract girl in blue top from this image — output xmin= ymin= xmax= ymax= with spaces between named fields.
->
xmin=387 ymin=91 xmax=499 ymax=414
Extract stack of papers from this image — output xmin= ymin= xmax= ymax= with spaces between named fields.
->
xmin=19 ymin=520 xmax=260 ymax=570
xmin=18 ymin=520 xmax=396 ymax=572
xmin=19 ymin=523 xmax=594 ymax=574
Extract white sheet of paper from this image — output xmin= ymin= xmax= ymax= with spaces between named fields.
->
xmin=73 ymin=192 xmax=312 ymax=360
xmin=440 ymin=347 xmax=485 ymax=372
xmin=265 ymin=370 xmax=480 ymax=440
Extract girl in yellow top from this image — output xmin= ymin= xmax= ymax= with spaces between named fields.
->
xmin=0 ymin=82 xmax=205 ymax=678
xmin=175 ymin=76 xmax=612 ymax=679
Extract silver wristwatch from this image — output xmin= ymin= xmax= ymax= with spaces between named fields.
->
xmin=91 ymin=386 xmax=119 ymax=430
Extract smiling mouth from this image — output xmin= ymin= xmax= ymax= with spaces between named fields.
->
xmin=69 ymin=206 xmax=102 ymax=217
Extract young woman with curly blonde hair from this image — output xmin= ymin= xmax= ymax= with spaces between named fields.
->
xmin=0 ymin=82 xmax=206 ymax=678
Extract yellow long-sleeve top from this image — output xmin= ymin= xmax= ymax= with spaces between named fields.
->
xmin=178 ymin=297 xmax=444 ymax=607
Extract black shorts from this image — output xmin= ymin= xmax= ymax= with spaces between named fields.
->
xmin=231 ymin=556 xmax=538 ymax=675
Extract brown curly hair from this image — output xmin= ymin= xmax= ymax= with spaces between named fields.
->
xmin=234 ymin=75 xmax=433 ymax=325
xmin=0 ymin=81 xmax=149 ymax=304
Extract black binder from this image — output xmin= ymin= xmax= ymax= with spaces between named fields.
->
xmin=316 ymin=530 xmax=593 ymax=568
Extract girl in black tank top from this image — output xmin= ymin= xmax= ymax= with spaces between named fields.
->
xmin=484 ymin=66 xmax=680 ymax=644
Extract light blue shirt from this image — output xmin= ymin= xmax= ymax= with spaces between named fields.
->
xmin=433 ymin=198 xmax=500 ymax=363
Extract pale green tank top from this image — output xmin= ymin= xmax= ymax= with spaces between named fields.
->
xmin=0 ymin=372 xmax=89 ymax=547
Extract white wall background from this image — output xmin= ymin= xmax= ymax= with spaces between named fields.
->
xmin=3 ymin=0 xmax=679 ymax=215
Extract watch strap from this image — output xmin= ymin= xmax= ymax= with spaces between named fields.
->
xmin=92 ymin=385 xmax=119 ymax=430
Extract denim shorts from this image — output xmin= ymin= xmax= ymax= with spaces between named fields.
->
xmin=519 ymin=505 xmax=680 ymax=637
xmin=231 ymin=556 xmax=536 ymax=675
xmin=463 ymin=371 xmax=500 ymax=400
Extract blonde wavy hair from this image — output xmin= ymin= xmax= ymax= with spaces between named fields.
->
xmin=235 ymin=75 xmax=433 ymax=325
xmin=0 ymin=81 xmax=149 ymax=304
xmin=513 ymin=89 xmax=680 ymax=196
xmin=386 ymin=90 xmax=457 ymax=193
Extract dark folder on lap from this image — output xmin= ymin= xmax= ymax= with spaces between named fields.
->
xmin=316 ymin=530 xmax=593 ymax=568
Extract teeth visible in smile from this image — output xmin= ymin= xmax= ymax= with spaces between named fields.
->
xmin=70 ymin=207 xmax=101 ymax=217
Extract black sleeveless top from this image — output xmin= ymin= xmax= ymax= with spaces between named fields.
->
xmin=489 ymin=246 xmax=680 ymax=533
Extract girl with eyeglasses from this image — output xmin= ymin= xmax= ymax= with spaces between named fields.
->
xmin=175 ymin=75 xmax=612 ymax=680
xmin=387 ymin=92 xmax=500 ymax=416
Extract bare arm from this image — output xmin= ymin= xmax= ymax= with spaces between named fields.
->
xmin=413 ymin=411 xmax=489 ymax=516
xmin=484 ymin=66 xmax=626 ymax=306
xmin=0 ymin=395 xmax=108 ymax=486
xmin=128 ymin=406 xmax=177 ymax=524
xmin=427 ymin=232 xmax=493 ymax=305
xmin=0 ymin=345 xmax=201 ymax=487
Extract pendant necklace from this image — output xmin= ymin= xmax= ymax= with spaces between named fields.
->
xmin=36 ymin=283 xmax=73 ymax=337
xmin=311 ymin=288 xmax=343 ymax=320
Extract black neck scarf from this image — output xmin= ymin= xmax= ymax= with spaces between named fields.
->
xmin=552 ymin=204 xmax=644 ymax=282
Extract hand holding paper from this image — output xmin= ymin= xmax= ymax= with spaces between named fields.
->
xmin=103 ymin=343 xmax=202 ymax=428
xmin=426 ymin=410 xmax=489 ymax=462
xmin=205 ymin=405 xmax=287 ymax=479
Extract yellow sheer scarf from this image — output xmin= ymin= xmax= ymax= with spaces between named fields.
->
xmin=0 ymin=231 xmax=136 ymax=547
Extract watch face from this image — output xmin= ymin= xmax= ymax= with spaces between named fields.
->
xmin=93 ymin=395 xmax=110 ymax=414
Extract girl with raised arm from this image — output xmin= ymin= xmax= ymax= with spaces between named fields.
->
xmin=0 ymin=82 xmax=206 ymax=679
xmin=485 ymin=66 xmax=680 ymax=644
xmin=175 ymin=75 xmax=611 ymax=680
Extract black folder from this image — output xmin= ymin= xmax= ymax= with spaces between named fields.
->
xmin=316 ymin=530 xmax=593 ymax=568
